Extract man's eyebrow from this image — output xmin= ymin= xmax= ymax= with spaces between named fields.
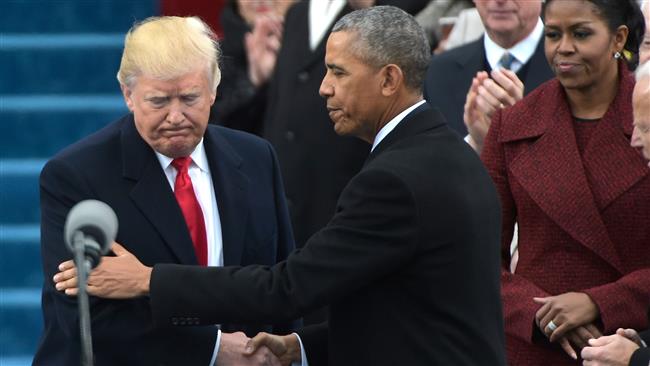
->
xmin=144 ymin=95 xmax=169 ymax=100
xmin=326 ymin=63 xmax=346 ymax=72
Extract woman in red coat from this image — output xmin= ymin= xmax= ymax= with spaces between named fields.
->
xmin=479 ymin=0 xmax=648 ymax=364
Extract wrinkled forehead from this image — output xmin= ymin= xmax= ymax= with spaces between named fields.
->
xmin=634 ymin=77 xmax=650 ymax=100
xmin=633 ymin=78 xmax=650 ymax=123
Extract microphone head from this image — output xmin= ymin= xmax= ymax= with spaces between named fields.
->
xmin=64 ymin=199 xmax=118 ymax=256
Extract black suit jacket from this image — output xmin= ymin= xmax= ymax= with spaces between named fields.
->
xmin=34 ymin=115 xmax=296 ymax=365
xmin=263 ymin=0 xmax=369 ymax=250
xmin=630 ymin=330 xmax=650 ymax=366
xmin=423 ymin=34 xmax=554 ymax=135
xmin=150 ymin=104 xmax=506 ymax=366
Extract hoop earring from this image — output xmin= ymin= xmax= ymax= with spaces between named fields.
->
xmin=614 ymin=51 xmax=622 ymax=59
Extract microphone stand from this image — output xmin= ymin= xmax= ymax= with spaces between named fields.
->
xmin=73 ymin=231 xmax=94 ymax=366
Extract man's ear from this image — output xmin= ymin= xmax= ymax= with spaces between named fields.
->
xmin=380 ymin=64 xmax=404 ymax=97
xmin=120 ymin=84 xmax=134 ymax=112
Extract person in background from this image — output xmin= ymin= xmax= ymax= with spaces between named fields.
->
xmin=479 ymin=1 xmax=648 ymax=364
xmin=414 ymin=0 xmax=473 ymax=51
xmin=209 ymin=0 xmax=295 ymax=135
xmin=639 ymin=0 xmax=650 ymax=64
xmin=34 ymin=16 xmax=296 ymax=366
xmin=442 ymin=7 xmax=485 ymax=52
xmin=424 ymin=0 xmax=553 ymax=138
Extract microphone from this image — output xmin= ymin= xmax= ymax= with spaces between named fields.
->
xmin=64 ymin=199 xmax=118 ymax=271
xmin=63 ymin=199 xmax=118 ymax=366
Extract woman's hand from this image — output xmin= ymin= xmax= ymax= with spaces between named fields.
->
xmin=534 ymin=292 xmax=600 ymax=342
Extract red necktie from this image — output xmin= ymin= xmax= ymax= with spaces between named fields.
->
xmin=172 ymin=157 xmax=208 ymax=266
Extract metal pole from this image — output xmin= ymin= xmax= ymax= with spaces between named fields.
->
xmin=73 ymin=231 xmax=94 ymax=366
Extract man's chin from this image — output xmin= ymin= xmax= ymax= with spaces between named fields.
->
xmin=156 ymin=141 xmax=198 ymax=158
xmin=332 ymin=122 xmax=348 ymax=136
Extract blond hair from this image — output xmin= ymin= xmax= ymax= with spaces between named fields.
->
xmin=117 ymin=16 xmax=221 ymax=92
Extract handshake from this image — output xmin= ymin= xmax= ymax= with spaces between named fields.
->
xmin=218 ymin=331 xmax=301 ymax=366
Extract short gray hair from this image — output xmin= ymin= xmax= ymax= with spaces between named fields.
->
xmin=637 ymin=60 xmax=650 ymax=82
xmin=332 ymin=6 xmax=430 ymax=90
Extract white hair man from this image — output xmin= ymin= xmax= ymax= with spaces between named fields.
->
xmin=34 ymin=16 xmax=296 ymax=366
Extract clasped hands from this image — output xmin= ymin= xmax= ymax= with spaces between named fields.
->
xmin=533 ymin=292 xmax=601 ymax=360
xmin=53 ymin=242 xmax=302 ymax=366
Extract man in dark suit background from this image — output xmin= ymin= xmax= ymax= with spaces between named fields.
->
xmin=35 ymin=16 xmax=295 ymax=366
xmin=54 ymin=6 xmax=506 ymax=366
xmin=424 ymin=0 xmax=553 ymax=139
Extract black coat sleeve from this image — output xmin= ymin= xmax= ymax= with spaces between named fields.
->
xmin=297 ymin=322 xmax=329 ymax=366
xmin=149 ymin=167 xmax=419 ymax=324
xmin=630 ymin=347 xmax=650 ymax=366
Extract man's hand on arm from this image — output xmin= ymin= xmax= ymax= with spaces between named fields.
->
xmin=53 ymin=242 xmax=151 ymax=298
xmin=244 ymin=332 xmax=302 ymax=366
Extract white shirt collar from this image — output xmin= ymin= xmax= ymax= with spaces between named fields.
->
xmin=154 ymin=138 xmax=209 ymax=173
xmin=484 ymin=18 xmax=544 ymax=72
xmin=371 ymin=100 xmax=426 ymax=152
xmin=309 ymin=0 xmax=346 ymax=51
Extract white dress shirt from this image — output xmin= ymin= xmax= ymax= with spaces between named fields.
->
xmin=372 ymin=100 xmax=426 ymax=152
xmin=309 ymin=0 xmax=346 ymax=50
xmin=154 ymin=139 xmax=224 ymax=365
xmin=483 ymin=18 xmax=544 ymax=73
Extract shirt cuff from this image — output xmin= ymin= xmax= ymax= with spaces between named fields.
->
xmin=291 ymin=332 xmax=309 ymax=366
xmin=209 ymin=328 xmax=221 ymax=366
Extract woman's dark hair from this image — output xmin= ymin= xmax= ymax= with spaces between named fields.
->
xmin=543 ymin=0 xmax=646 ymax=68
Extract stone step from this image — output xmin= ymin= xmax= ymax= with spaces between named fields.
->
xmin=1 ymin=38 xmax=124 ymax=94
xmin=0 ymin=225 xmax=41 ymax=288
xmin=0 ymin=288 xmax=42 ymax=358
xmin=1 ymin=95 xmax=127 ymax=158
xmin=0 ymin=0 xmax=156 ymax=33
xmin=0 ymin=357 xmax=33 ymax=366
xmin=0 ymin=160 xmax=43 ymax=223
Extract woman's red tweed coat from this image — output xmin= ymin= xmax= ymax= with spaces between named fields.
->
xmin=482 ymin=67 xmax=650 ymax=365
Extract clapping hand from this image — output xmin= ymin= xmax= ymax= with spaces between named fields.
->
xmin=464 ymin=69 xmax=524 ymax=152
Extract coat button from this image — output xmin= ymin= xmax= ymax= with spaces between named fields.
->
xmin=297 ymin=71 xmax=309 ymax=82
